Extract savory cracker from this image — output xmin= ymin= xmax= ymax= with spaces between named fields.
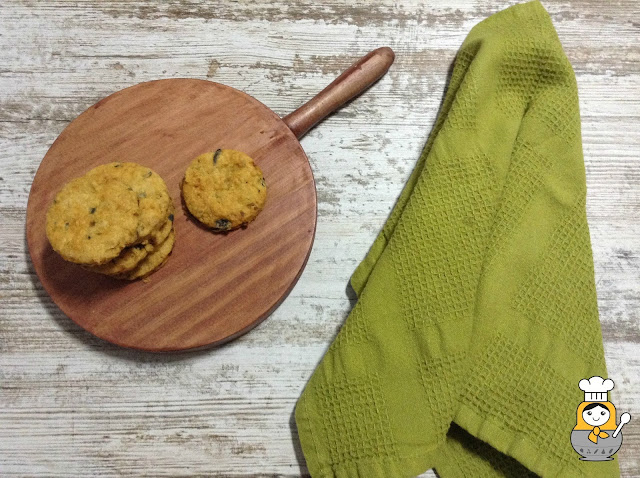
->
xmin=86 ymin=242 xmax=153 ymax=276
xmin=46 ymin=175 xmax=140 ymax=265
xmin=87 ymin=162 xmax=172 ymax=241
xmin=149 ymin=205 xmax=175 ymax=245
xmin=86 ymin=204 xmax=175 ymax=276
xmin=181 ymin=149 xmax=267 ymax=231
xmin=120 ymin=228 xmax=176 ymax=280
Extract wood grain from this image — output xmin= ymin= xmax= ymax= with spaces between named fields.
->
xmin=283 ymin=47 xmax=395 ymax=138
xmin=26 ymin=79 xmax=317 ymax=351
xmin=25 ymin=46 xmax=392 ymax=352
xmin=1 ymin=0 xmax=639 ymax=476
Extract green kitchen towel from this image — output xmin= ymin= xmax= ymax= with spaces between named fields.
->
xmin=295 ymin=2 xmax=619 ymax=477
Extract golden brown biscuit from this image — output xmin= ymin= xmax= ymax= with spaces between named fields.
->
xmin=119 ymin=228 xmax=176 ymax=280
xmin=181 ymin=149 xmax=266 ymax=231
xmin=87 ymin=205 xmax=174 ymax=277
xmin=46 ymin=175 xmax=140 ymax=265
xmin=86 ymin=242 xmax=153 ymax=276
xmin=149 ymin=205 xmax=175 ymax=245
xmin=87 ymin=163 xmax=172 ymax=241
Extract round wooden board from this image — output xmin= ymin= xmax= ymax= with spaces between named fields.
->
xmin=26 ymin=79 xmax=317 ymax=352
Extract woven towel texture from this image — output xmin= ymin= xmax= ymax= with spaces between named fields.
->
xmin=295 ymin=2 xmax=618 ymax=477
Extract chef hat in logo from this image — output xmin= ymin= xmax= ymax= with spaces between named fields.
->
xmin=578 ymin=376 xmax=614 ymax=402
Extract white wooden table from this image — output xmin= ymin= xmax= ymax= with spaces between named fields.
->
xmin=1 ymin=1 xmax=638 ymax=476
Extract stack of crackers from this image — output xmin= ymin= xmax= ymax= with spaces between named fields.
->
xmin=46 ymin=163 xmax=175 ymax=280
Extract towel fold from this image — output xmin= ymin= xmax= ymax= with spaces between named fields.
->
xmin=295 ymin=1 xmax=619 ymax=477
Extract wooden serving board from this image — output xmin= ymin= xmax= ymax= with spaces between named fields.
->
xmin=26 ymin=79 xmax=317 ymax=351
xmin=25 ymin=48 xmax=394 ymax=351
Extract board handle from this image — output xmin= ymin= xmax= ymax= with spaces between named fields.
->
xmin=283 ymin=47 xmax=395 ymax=139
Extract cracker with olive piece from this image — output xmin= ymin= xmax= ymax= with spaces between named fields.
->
xmin=86 ymin=207 xmax=175 ymax=276
xmin=86 ymin=162 xmax=172 ymax=241
xmin=118 ymin=228 xmax=176 ymax=280
xmin=181 ymin=149 xmax=267 ymax=231
xmin=46 ymin=176 xmax=141 ymax=265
